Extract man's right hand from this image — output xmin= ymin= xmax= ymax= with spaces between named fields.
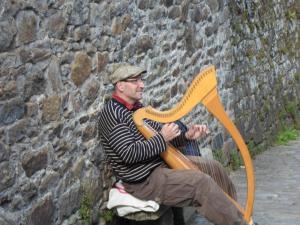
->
xmin=160 ymin=123 xmax=181 ymax=142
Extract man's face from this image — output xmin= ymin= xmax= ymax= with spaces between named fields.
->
xmin=117 ymin=75 xmax=145 ymax=103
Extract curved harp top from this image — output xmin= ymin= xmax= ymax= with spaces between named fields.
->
xmin=134 ymin=66 xmax=217 ymax=126
xmin=133 ymin=65 xmax=255 ymax=224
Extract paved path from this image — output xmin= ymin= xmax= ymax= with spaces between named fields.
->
xmin=188 ymin=138 xmax=300 ymax=225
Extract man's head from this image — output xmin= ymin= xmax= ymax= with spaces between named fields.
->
xmin=110 ymin=64 xmax=146 ymax=104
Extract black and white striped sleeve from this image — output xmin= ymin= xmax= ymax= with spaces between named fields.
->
xmin=108 ymin=123 xmax=167 ymax=165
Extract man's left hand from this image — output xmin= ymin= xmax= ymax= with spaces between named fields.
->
xmin=185 ymin=124 xmax=209 ymax=140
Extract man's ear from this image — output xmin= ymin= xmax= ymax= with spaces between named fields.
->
xmin=115 ymin=82 xmax=125 ymax=92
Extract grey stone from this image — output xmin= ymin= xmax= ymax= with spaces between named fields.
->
xmin=16 ymin=10 xmax=39 ymax=46
xmin=207 ymin=0 xmax=219 ymax=13
xmin=42 ymin=95 xmax=61 ymax=122
xmin=137 ymin=0 xmax=155 ymax=9
xmin=69 ymin=0 xmax=89 ymax=25
xmin=46 ymin=56 xmax=64 ymax=94
xmin=28 ymin=194 xmax=55 ymax=225
xmin=81 ymin=78 xmax=100 ymax=109
xmin=212 ymin=132 xmax=224 ymax=150
xmin=20 ymin=180 xmax=37 ymax=201
xmin=23 ymin=70 xmax=46 ymax=101
xmin=0 ymin=17 xmax=17 ymax=51
xmin=0 ymin=52 xmax=22 ymax=69
xmin=0 ymin=161 xmax=15 ymax=192
xmin=0 ymin=209 xmax=16 ymax=225
xmin=18 ymin=47 xmax=51 ymax=64
xmin=160 ymin=0 xmax=173 ymax=8
xmin=90 ymin=2 xmax=110 ymax=27
xmin=205 ymin=23 xmax=218 ymax=37
xmin=0 ymin=142 xmax=9 ymax=163
xmin=136 ymin=35 xmax=153 ymax=54
xmin=0 ymin=98 xmax=25 ymax=126
xmin=5 ymin=118 xmax=30 ymax=144
xmin=47 ymin=12 xmax=68 ymax=39
xmin=21 ymin=148 xmax=48 ymax=177
xmin=168 ymin=6 xmax=180 ymax=19
xmin=58 ymin=182 xmax=81 ymax=221
xmin=74 ymin=25 xmax=91 ymax=41
xmin=39 ymin=169 xmax=60 ymax=193
xmin=71 ymin=52 xmax=92 ymax=86
xmin=180 ymin=0 xmax=190 ymax=21
xmin=97 ymin=52 xmax=109 ymax=72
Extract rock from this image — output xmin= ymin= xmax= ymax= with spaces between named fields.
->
xmin=18 ymin=47 xmax=51 ymax=64
xmin=180 ymin=0 xmax=190 ymax=21
xmin=0 ymin=142 xmax=9 ymax=162
xmin=21 ymin=147 xmax=48 ymax=177
xmin=23 ymin=71 xmax=46 ymax=101
xmin=168 ymin=6 xmax=180 ymax=19
xmin=16 ymin=10 xmax=39 ymax=46
xmin=46 ymin=56 xmax=64 ymax=94
xmin=0 ymin=98 xmax=25 ymax=126
xmin=81 ymin=78 xmax=100 ymax=108
xmin=27 ymin=194 xmax=55 ymax=225
xmin=42 ymin=95 xmax=61 ymax=122
xmin=0 ymin=209 xmax=16 ymax=225
xmin=136 ymin=35 xmax=153 ymax=54
xmin=74 ymin=25 xmax=91 ymax=41
xmin=58 ymin=182 xmax=81 ymax=221
xmin=71 ymin=52 xmax=92 ymax=86
xmin=69 ymin=0 xmax=89 ymax=25
xmin=5 ymin=118 xmax=29 ymax=145
xmin=47 ymin=12 xmax=68 ymax=39
xmin=160 ymin=0 xmax=173 ymax=8
xmin=82 ymin=122 xmax=97 ymax=142
xmin=0 ymin=17 xmax=17 ymax=51
xmin=39 ymin=169 xmax=60 ymax=193
xmin=20 ymin=181 xmax=37 ymax=201
xmin=96 ymin=52 xmax=109 ymax=73
xmin=0 ymin=161 xmax=15 ymax=192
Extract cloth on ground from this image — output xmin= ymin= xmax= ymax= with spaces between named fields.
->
xmin=107 ymin=181 xmax=160 ymax=216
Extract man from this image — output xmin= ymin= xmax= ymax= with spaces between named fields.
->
xmin=98 ymin=64 xmax=247 ymax=225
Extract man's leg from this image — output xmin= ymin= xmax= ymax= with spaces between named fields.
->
xmin=123 ymin=165 xmax=247 ymax=225
xmin=187 ymin=156 xmax=237 ymax=200
xmin=172 ymin=207 xmax=185 ymax=225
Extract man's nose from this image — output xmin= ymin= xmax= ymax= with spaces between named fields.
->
xmin=139 ymin=80 xmax=145 ymax=88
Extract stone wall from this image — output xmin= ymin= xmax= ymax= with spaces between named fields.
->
xmin=0 ymin=0 xmax=299 ymax=225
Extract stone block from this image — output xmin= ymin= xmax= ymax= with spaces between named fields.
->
xmin=97 ymin=52 xmax=109 ymax=73
xmin=16 ymin=10 xmax=39 ymax=46
xmin=0 ymin=98 xmax=25 ymax=126
xmin=5 ymin=118 xmax=28 ymax=145
xmin=46 ymin=56 xmax=64 ymax=94
xmin=47 ymin=12 xmax=68 ymax=39
xmin=0 ymin=161 xmax=15 ymax=192
xmin=58 ymin=182 xmax=81 ymax=221
xmin=0 ymin=17 xmax=17 ymax=51
xmin=71 ymin=52 xmax=92 ymax=86
xmin=28 ymin=194 xmax=55 ymax=225
xmin=21 ymin=148 xmax=48 ymax=177
xmin=0 ymin=142 xmax=9 ymax=163
xmin=42 ymin=95 xmax=61 ymax=122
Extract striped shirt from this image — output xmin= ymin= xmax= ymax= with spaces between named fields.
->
xmin=98 ymin=98 xmax=187 ymax=183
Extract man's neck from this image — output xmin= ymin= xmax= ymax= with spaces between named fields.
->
xmin=112 ymin=92 xmax=136 ymax=110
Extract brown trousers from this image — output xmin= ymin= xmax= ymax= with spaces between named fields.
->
xmin=123 ymin=157 xmax=247 ymax=225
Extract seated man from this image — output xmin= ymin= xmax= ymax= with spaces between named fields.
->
xmin=98 ymin=64 xmax=247 ymax=225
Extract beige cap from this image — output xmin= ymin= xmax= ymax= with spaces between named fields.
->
xmin=110 ymin=64 xmax=146 ymax=84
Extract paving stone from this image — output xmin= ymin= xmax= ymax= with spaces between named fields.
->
xmin=188 ymin=138 xmax=300 ymax=225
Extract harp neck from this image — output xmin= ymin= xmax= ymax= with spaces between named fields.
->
xmin=133 ymin=65 xmax=217 ymax=126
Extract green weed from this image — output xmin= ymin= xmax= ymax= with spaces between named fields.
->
xmin=275 ymin=128 xmax=300 ymax=145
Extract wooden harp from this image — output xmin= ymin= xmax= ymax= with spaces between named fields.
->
xmin=133 ymin=66 xmax=255 ymax=224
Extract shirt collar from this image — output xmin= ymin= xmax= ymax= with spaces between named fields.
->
xmin=112 ymin=93 xmax=142 ymax=111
